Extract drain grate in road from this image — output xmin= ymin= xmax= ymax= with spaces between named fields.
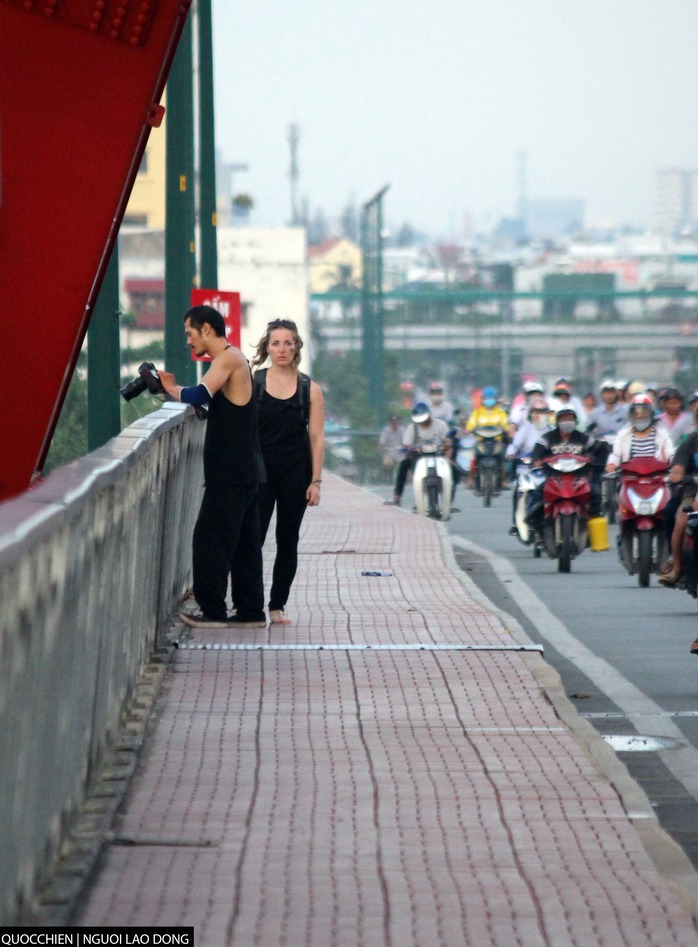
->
xmin=603 ymin=734 xmax=682 ymax=752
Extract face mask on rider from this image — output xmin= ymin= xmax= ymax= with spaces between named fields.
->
xmin=558 ymin=420 xmax=576 ymax=434
xmin=532 ymin=416 xmax=548 ymax=430
xmin=483 ymin=398 xmax=496 ymax=408
xmin=633 ymin=417 xmax=652 ymax=432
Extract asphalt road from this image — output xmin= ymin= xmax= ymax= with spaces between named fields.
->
xmin=369 ymin=476 xmax=698 ymax=869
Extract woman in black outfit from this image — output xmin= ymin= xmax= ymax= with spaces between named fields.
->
xmin=251 ymin=319 xmax=325 ymax=624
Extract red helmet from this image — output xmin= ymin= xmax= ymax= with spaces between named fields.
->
xmin=628 ymin=394 xmax=654 ymax=421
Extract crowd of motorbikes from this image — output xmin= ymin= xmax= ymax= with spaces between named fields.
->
xmin=476 ymin=434 xmax=698 ymax=593
xmin=388 ymin=395 xmax=698 ymax=599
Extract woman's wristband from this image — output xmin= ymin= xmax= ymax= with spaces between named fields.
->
xmin=311 ymin=479 xmax=322 ymax=485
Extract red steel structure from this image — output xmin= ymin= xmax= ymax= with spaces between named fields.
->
xmin=0 ymin=0 xmax=192 ymax=502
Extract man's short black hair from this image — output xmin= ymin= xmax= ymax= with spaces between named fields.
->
xmin=185 ymin=305 xmax=226 ymax=337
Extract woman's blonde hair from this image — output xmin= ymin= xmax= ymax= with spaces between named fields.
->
xmin=251 ymin=319 xmax=304 ymax=370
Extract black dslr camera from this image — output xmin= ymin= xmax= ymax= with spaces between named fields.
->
xmin=120 ymin=362 xmax=164 ymax=402
xmin=119 ymin=360 xmax=208 ymax=420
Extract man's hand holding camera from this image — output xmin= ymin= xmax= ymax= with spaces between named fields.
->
xmin=158 ymin=370 xmax=178 ymax=401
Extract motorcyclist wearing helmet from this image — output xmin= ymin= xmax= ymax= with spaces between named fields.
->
xmin=428 ymin=381 xmax=454 ymax=423
xmin=506 ymin=397 xmax=553 ymax=461
xmin=531 ymin=407 xmax=596 ymax=464
xmin=528 ymin=407 xmax=602 ymax=525
xmin=466 ymin=386 xmax=509 ymax=489
xmin=588 ymin=379 xmax=627 ymax=438
xmin=506 ymin=398 xmax=553 ymax=534
xmin=466 ymin=386 xmax=509 ymax=432
xmin=548 ymin=378 xmax=588 ymax=427
xmin=606 ymin=395 xmax=674 ymax=472
xmin=385 ymin=401 xmax=449 ymax=507
xmin=507 ymin=379 xmax=545 ymax=437
xmin=658 ymin=387 xmax=693 ymax=446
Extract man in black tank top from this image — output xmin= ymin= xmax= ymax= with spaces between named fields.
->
xmin=160 ymin=305 xmax=266 ymax=627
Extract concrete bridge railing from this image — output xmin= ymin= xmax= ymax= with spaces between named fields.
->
xmin=0 ymin=403 xmax=203 ymax=923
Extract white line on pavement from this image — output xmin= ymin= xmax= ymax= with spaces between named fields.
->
xmin=449 ymin=533 xmax=698 ymax=805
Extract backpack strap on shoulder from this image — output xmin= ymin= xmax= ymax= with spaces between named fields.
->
xmin=253 ymin=368 xmax=268 ymax=405
xmin=298 ymin=372 xmax=311 ymax=426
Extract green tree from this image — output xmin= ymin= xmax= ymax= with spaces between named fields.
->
xmin=43 ymin=367 xmax=88 ymax=473
xmin=42 ymin=353 xmax=166 ymax=475
xmin=313 ymin=350 xmax=403 ymax=480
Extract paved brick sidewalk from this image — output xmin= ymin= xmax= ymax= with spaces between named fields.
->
xmin=77 ymin=474 xmax=698 ymax=946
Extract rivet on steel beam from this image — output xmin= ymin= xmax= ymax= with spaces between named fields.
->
xmin=145 ymin=103 xmax=165 ymax=128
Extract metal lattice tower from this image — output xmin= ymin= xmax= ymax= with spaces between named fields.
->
xmin=287 ymin=123 xmax=300 ymax=226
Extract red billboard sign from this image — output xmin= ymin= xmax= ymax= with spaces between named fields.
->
xmin=189 ymin=289 xmax=241 ymax=361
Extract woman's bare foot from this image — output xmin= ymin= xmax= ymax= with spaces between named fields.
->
xmin=270 ymin=609 xmax=292 ymax=624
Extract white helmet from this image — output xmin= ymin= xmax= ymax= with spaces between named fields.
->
xmin=523 ymin=380 xmax=544 ymax=395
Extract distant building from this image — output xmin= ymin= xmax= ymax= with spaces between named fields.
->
xmin=119 ymin=228 xmax=308 ymax=367
xmin=124 ymin=277 xmax=164 ymax=329
xmin=525 ymin=199 xmax=585 ymax=240
xmin=308 ymin=237 xmax=362 ymax=294
xmin=123 ymin=98 xmax=166 ymax=229
xmin=124 ymin=102 xmax=250 ymax=230
xmin=653 ymin=168 xmax=698 ymax=236
xmin=217 ymin=227 xmax=309 ymax=365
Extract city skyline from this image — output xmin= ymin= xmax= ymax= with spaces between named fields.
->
xmin=211 ymin=0 xmax=698 ymax=239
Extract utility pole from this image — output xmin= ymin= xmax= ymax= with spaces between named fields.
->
xmin=87 ymin=244 xmax=121 ymax=449
xmin=361 ymin=185 xmax=390 ymax=426
xmin=517 ymin=150 xmax=528 ymax=239
xmin=287 ymin=123 xmax=300 ymax=226
xmin=198 ymin=0 xmax=218 ymax=290
xmin=164 ymin=14 xmax=196 ymax=383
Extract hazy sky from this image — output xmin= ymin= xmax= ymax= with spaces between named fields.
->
xmin=211 ymin=1 xmax=698 ymax=238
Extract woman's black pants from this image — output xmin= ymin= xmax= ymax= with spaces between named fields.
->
xmin=259 ymin=463 xmax=310 ymax=612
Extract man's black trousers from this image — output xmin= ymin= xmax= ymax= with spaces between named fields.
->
xmin=192 ymin=482 xmax=265 ymax=622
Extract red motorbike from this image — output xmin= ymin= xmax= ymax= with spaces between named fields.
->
xmin=615 ymin=457 xmax=670 ymax=587
xmin=540 ymin=453 xmax=593 ymax=573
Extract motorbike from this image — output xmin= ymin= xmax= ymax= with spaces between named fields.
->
xmin=614 ymin=457 xmax=670 ymax=587
xmin=456 ymin=432 xmax=476 ymax=479
xmin=512 ymin=456 xmax=546 ymax=556
xmin=473 ymin=426 xmax=506 ymax=507
xmin=412 ymin=444 xmax=452 ymax=521
xmin=534 ymin=453 xmax=593 ymax=573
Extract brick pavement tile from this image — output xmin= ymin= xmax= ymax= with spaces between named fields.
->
xmin=77 ymin=475 xmax=698 ymax=946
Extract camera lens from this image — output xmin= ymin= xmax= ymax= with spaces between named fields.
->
xmin=119 ymin=375 xmax=148 ymax=401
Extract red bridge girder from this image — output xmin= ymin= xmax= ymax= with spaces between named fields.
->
xmin=0 ymin=0 xmax=192 ymax=502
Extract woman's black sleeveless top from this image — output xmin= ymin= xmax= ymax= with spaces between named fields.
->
xmin=257 ymin=378 xmax=311 ymax=479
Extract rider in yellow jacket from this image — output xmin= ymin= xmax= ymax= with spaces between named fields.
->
xmin=466 ymin=387 xmax=509 ymax=488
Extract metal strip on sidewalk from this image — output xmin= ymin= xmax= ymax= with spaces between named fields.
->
xmin=582 ymin=710 xmax=698 ymax=719
xmin=174 ymin=642 xmax=544 ymax=652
